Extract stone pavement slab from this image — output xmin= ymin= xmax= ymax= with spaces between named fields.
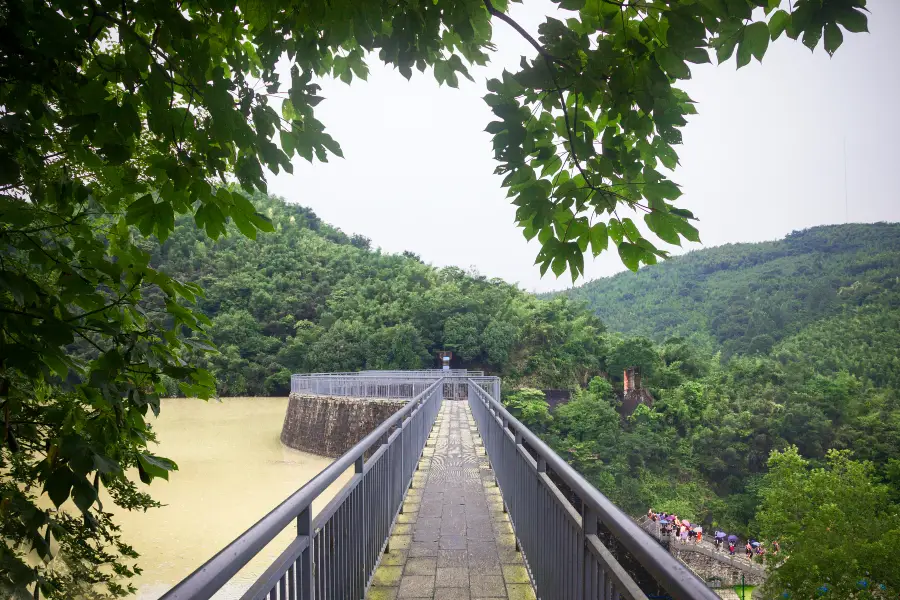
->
xmin=368 ymin=401 xmax=536 ymax=600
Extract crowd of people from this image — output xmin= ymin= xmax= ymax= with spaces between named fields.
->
xmin=646 ymin=509 xmax=780 ymax=564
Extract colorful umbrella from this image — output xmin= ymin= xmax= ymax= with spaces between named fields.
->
xmin=681 ymin=520 xmax=690 ymax=527
xmin=727 ymin=534 xmax=738 ymax=542
xmin=715 ymin=531 xmax=726 ymax=539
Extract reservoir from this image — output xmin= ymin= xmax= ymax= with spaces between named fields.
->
xmin=110 ymin=396 xmax=350 ymax=599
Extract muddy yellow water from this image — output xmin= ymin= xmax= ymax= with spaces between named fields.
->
xmin=109 ymin=397 xmax=351 ymax=599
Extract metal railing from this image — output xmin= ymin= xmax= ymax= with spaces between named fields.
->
xmin=294 ymin=369 xmax=482 ymax=379
xmin=360 ymin=369 xmax=483 ymax=376
xmin=161 ymin=379 xmax=445 ymax=600
xmin=291 ymin=375 xmax=438 ymax=398
xmin=467 ymin=379 xmax=719 ymax=600
xmin=291 ymin=370 xmax=484 ymax=398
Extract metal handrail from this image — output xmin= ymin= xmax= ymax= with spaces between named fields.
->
xmin=290 ymin=372 xmax=487 ymax=398
xmin=294 ymin=369 xmax=484 ymax=377
xmin=291 ymin=375 xmax=439 ymax=397
xmin=468 ymin=379 xmax=719 ymax=600
xmin=160 ymin=379 xmax=445 ymax=600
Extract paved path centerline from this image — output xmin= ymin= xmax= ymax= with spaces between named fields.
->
xmin=368 ymin=400 xmax=536 ymax=600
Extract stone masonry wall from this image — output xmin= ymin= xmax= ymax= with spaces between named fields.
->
xmin=281 ymin=393 xmax=407 ymax=457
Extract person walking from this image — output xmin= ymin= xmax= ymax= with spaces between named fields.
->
xmin=745 ymin=542 xmax=753 ymax=561
xmin=772 ymin=539 xmax=780 ymax=555
xmin=728 ymin=541 xmax=736 ymax=556
xmin=696 ymin=527 xmax=703 ymax=544
xmin=680 ymin=527 xmax=689 ymax=545
xmin=714 ymin=531 xmax=725 ymax=551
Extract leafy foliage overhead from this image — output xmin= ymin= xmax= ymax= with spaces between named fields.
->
xmin=482 ymin=0 xmax=868 ymax=278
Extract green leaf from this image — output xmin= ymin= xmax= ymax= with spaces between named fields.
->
xmin=125 ymin=195 xmax=156 ymax=225
xmin=823 ymin=22 xmax=843 ymax=56
xmin=608 ymin=219 xmax=624 ymax=245
xmin=42 ymin=353 xmax=69 ymax=379
xmin=280 ymin=130 xmax=295 ymax=157
xmin=715 ymin=33 xmax=740 ymax=64
xmin=589 ymin=222 xmax=608 ymax=257
xmin=621 ymin=217 xmax=640 ymax=243
xmin=682 ymin=47 xmax=711 ymax=64
xmin=768 ymin=10 xmax=790 ymax=41
xmin=673 ymin=217 xmax=701 ymax=242
xmin=645 ymin=212 xmax=681 ymax=246
xmin=45 ymin=467 xmax=74 ymax=508
xmin=802 ymin=25 xmax=823 ymax=51
xmin=736 ymin=36 xmax=752 ymax=68
xmin=137 ymin=453 xmax=178 ymax=481
xmin=72 ymin=476 xmax=98 ymax=514
xmin=835 ymin=8 xmax=868 ymax=33
xmin=655 ymin=48 xmax=691 ymax=79
xmin=618 ymin=242 xmax=643 ymax=271
xmin=541 ymin=155 xmax=562 ymax=178
xmin=742 ymin=22 xmax=770 ymax=63
xmin=93 ymin=454 xmax=122 ymax=475
xmin=551 ymin=256 xmax=567 ymax=277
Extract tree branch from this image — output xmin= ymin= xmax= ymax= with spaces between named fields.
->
xmin=482 ymin=0 xmax=568 ymax=69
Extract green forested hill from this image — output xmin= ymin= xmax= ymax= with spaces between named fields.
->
xmin=150 ymin=193 xmax=607 ymax=395
xmin=558 ymin=223 xmax=900 ymax=357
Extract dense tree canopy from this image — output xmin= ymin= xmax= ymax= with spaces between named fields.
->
xmin=755 ymin=447 xmax=899 ymax=598
xmin=152 ymin=193 xmax=608 ymax=395
xmin=0 ymin=0 xmax=872 ymax=596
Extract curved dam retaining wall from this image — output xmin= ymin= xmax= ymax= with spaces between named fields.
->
xmin=281 ymin=393 xmax=407 ymax=458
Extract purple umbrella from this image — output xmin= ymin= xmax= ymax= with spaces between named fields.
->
xmin=715 ymin=531 xmax=727 ymax=539
xmin=727 ymin=534 xmax=738 ymax=542
xmin=751 ymin=541 xmax=760 ymax=547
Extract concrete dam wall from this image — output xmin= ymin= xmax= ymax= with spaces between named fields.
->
xmin=281 ymin=393 xmax=406 ymax=457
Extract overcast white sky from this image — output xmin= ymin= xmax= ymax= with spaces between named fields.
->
xmin=269 ymin=0 xmax=900 ymax=293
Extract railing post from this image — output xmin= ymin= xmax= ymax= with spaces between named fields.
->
xmin=297 ymin=507 xmax=313 ymax=600
xmin=582 ymin=505 xmax=597 ymax=600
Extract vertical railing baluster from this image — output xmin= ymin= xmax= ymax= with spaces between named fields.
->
xmin=582 ymin=504 xmax=597 ymax=600
xmin=297 ymin=506 xmax=313 ymax=600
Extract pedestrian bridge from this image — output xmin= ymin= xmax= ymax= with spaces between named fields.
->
xmin=161 ymin=372 xmax=717 ymax=600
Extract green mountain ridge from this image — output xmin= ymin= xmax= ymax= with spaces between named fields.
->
xmin=555 ymin=222 xmax=900 ymax=357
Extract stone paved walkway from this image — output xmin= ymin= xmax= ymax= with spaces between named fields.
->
xmin=367 ymin=400 xmax=536 ymax=600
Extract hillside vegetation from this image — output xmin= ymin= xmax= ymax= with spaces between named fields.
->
xmin=557 ymin=223 xmax=900 ymax=357
xmin=150 ymin=193 xmax=607 ymax=395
